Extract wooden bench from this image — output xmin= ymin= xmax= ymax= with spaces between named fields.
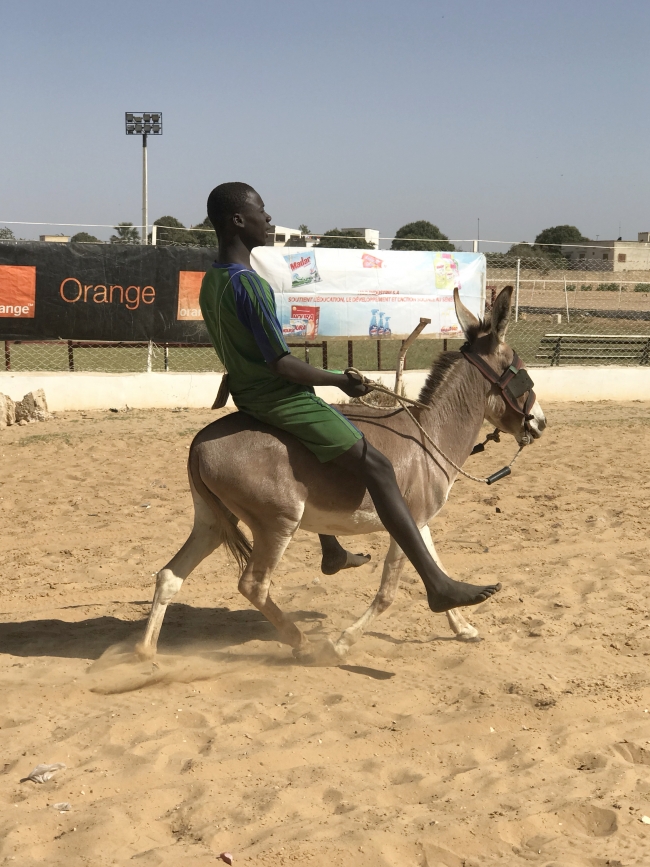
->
xmin=536 ymin=333 xmax=650 ymax=366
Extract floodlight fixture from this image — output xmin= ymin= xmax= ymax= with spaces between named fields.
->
xmin=125 ymin=111 xmax=163 ymax=245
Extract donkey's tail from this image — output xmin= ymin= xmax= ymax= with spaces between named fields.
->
xmin=187 ymin=440 xmax=252 ymax=575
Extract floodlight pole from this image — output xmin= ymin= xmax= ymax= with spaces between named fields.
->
xmin=142 ymin=133 xmax=148 ymax=246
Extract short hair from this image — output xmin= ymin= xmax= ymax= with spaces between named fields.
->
xmin=207 ymin=182 xmax=257 ymax=231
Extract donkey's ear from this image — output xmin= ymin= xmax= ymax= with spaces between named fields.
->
xmin=453 ymin=288 xmax=480 ymax=340
xmin=491 ymin=286 xmax=513 ymax=343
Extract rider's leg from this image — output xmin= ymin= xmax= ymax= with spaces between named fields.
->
xmin=331 ymin=438 xmax=500 ymax=612
xmin=318 ymin=534 xmax=371 ymax=575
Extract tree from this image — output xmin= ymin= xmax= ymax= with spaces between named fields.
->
xmin=391 ymin=220 xmax=455 ymax=252
xmin=298 ymin=224 xmax=310 ymax=234
xmin=190 ymin=216 xmax=217 ymax=248
xmin=534 ymin=225 xmax=588 ymax=254
xmin=316 ymin=228 xmax=374 ymax=249
xmin=0 ymin=226 xmax=15 ymax=241
xmin=71 ymin=231 xmax=100 ymax=243
xmin=110 ymin=222 xmax=140 ymax=244
xmin=152 ymin=216 xmax=189 ymax=246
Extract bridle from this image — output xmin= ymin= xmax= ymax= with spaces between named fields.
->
xmin=347 ymin=344 xmax=538 ymax=485
xmin=460 ymin=344 xmax=537 ymax=436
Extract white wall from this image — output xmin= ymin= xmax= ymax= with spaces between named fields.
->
xmin=1 ymin=367 xmax=649 ymax=412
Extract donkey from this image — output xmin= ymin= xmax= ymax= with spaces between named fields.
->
xmin=136 ymin=287 xmax=546 ymax=664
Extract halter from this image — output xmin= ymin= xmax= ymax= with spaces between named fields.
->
xmin=460 ymin=344 xmax=537 ymax=434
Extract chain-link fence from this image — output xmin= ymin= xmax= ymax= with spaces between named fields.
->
xmin=2 ymin=257 xmax=649 ymax=373
xmin=487 ymin=257 xmax=650 ymax=366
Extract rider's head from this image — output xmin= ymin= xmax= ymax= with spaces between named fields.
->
xmin=207 ymin=182 xmax=271 ymax=250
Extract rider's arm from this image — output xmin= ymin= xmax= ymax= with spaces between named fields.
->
xmin=271 ymin=353 xmax=366 ymax=397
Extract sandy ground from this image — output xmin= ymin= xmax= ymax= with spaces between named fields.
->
xmin=1 ymin=401 xmax=649 ymax=866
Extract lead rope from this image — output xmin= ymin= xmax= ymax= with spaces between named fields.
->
xmin=345 ymin=367 xmax=525 ymax=486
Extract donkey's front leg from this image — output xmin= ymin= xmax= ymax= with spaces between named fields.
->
xmin=332 ymin=537 xmax=406 ymax=660
xmin=419 ymin=524 xmax=479 ymax=641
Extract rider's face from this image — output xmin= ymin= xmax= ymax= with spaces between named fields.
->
xmin=237 ymin=190 xmax=272 ymax=248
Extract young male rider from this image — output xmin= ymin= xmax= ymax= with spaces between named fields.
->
xmin=199 ymin=182 xmax=500 ymax=612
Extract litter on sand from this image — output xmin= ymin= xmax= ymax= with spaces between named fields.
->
xmin=220 ymin=853 xmax=234 ymax=865
xmin=20 ymin=763 xmax=66 ymax=784
xmin=640 ymin=815 xmax=650 ymax=824
xmin=52 ymin=802 xmax=71 ymax=812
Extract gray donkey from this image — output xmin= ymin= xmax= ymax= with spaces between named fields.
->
xmin=137 ymin=287 xmax=546 ymax=664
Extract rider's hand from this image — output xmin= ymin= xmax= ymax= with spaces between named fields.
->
xmin=338 ymin=371 xmax=371 ymax=398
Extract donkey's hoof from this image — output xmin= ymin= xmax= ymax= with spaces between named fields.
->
xmin=134 ymin=641 xmax=156 ymax=661
xmin=293 ymin=639 xmax=343 ymax=667
xmin=454 ymin=627 xmax=481 ymax=642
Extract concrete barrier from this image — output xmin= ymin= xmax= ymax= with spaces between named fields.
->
xmin=0 ymin=367 xmax=649 ymax=412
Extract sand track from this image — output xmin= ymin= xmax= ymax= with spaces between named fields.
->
xmin=1 ymin=403 xmax=649 ymax=865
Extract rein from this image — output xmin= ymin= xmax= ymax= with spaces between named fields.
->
xmin=346 ymin=358 xmax=532 ymax=486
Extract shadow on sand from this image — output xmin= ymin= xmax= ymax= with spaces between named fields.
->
xmin=0 ymin=603 xmax=328 ymax=661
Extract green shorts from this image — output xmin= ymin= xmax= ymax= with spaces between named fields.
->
xmin=239 ymin=390 xmax=363 ymax=463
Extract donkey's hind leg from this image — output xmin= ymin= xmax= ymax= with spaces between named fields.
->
xmin=330 ymin=537 xmax=407 ymax=661
xmin=237 ymin=520 xmax=309 ymax=651
xmin=419 ymin=524 xmax=479 ymax=641
xmin=136 ymin=496 xmax=223 ymax=659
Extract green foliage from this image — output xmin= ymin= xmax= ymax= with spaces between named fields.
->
xmin=596 ymin=283 xmax=619 ymax=292
xmin=71 ymin=231 xmax=100 ymax=243
xmin=534 ymin=225 xmax=589 ymax=254
xmin=0 ymin=226 xmax=16 ymax=241
xmin=151 ymin=216 xmax=217 ymax=247
xmin=110 ymin=222 xmax=140 ymax=244
xmin=152 ymin=216 xmax=189 ymax=246
xmin=486 ymin=247 xmax=567 ymax=272
xmin=581 ymin=284 xmax=593 ymax=291
xmin=566 ymin=284 xmax=576 ymax=292
xmin=316 ymin=229 xmax=374 ymax=249
xmin=190 ymin=216 xmax=217 ymax=248
xmin=298 ymin=224 xmax=310 ymax=234
xmin=391 ymin=220 xmax=455 ymax=252
xmin=634 ymin=283 xmax=650 ymax=293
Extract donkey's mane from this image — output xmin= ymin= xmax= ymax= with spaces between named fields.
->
xmin=418 ymin=351 xmax=465 ymax=406
xmin=417 ymin=319 xmax=488 ymax=407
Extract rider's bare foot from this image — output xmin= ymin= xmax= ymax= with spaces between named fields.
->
xmin=425 ymin=578 xmax=501 ymax=613
xmin=321 ymin=548 xmax=371 ymax=575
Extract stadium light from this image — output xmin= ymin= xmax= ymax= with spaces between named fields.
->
xmin=125 ymin=112 xmax=163 ymax=245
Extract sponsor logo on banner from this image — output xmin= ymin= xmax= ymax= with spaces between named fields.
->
xmin=290 ymin=304 xmax=319 ymax=339
xmin=0 ymin=265 xmax=36 ymax=318
xmin=361 ymin=253 xmax=384 ymax=269
xmin=283 ymin=251 xmax=321 ymax=288
xmin=59 ymin=278 xmax=155 ymax=309
xmin=434 ymin=252 xmax=461 ymax=291
xmin=177 ymin=271 xmax=206 ymax=320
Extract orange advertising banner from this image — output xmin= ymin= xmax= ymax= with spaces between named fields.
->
xmin=177 ymin=271 xmax=205 ymax=320
xmin=0 ymin=265 xmax=37 ymax=318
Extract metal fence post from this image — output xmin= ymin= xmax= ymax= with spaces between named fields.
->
xmin=564 ymin=276 xmax=570 ymax=324
xmin=147 ymin=340 xmax=153 ymax=373
xmin=515 ymin=259 xmax=520 ymax=322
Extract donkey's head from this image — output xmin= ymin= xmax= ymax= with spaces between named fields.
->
xmin=454 ymin=286 xmax=546 ymax=445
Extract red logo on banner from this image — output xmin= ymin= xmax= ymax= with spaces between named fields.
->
xmin=0 ymin=265 xmax=36 ymax=318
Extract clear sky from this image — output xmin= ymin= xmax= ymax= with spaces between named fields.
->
xmin=1 ymin=0 xmax=648 ymax=247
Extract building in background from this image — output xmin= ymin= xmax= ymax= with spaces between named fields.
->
xmin=341 ymin=227 xmax=380 ymax=249
xmin=39 ymin=234 xmax=70 ymax=243
xmin=562 ymin=233 xmax=650 ymax=271
xmin=265 ymin=225 xmax=304 ymax=247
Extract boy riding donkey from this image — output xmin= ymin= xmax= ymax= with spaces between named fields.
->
xmin=200 ymin=182 xmax=500 ymax=615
